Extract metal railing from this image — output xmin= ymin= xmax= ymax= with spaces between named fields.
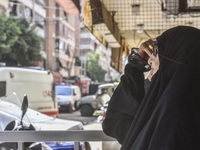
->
xmin=0 ymin=130 xmax=116 ymax=150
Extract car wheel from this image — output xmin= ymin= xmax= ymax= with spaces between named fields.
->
xmin=68 ymin=104 xmax=73 ymax=113
xmin=80 ymin=105 xmax=94 ymax=116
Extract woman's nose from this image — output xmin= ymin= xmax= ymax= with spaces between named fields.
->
xmin=148 ymin=57 xmax=153 ymax=65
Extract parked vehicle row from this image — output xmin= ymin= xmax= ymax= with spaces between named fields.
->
xmin=0 ymin=67 xmax=119 ymax=117
xmin=0 ymin=67 xmax=81 ymax=115
xmin=0 ymin=93 xmax=89 ymax=150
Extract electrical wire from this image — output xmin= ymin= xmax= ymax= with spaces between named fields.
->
xmin=143 ymin=30 xmax=152 ymax=39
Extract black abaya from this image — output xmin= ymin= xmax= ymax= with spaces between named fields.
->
xmin=102 ymin=26 xmax=200 ymax=150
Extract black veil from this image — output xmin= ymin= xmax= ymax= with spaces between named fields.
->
xmin=121 ymin=26 xmax=200 ymax=150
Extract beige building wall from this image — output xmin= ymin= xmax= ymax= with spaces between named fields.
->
xmin=45 ymin=0 xmax=56 ymax=70
xmin=0 ymin=0 xmax=8 ymax=14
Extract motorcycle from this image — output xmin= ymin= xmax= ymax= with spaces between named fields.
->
xmin=0 ymin=94 xmax=52 ymax=150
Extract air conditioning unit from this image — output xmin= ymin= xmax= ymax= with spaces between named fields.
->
xmin=165 ymin=0 xmax=187 ymax=14
xmin=164 ymin=0 xmax=200 ymax=14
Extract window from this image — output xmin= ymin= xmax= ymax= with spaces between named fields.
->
xmin=24 ymin=7 xmax=32 ymax=22
xmin=35 ymin=13 xmax=44 ymax=29
xmin=55 ymin=39 xmax=60 ymax=52
xmin=56 ymin=87 xmax=72 ymax=96
xmin=56 ymin=3 xmax=60 ymax=17
xmin=64 ymin=11 xmax=68 ymax=22
xmin=10 ymin=3 xmax=18 ymax=16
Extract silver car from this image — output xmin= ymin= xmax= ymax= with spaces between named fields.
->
xmin=0 ymin=93 xmax=87 ymax=150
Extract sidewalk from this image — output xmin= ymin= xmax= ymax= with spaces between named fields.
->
xmin=84 ymin=122 xmax=121 ymax=150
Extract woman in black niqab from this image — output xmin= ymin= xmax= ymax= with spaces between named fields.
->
xmin=103 ymin=26 xmax=200 ymax=150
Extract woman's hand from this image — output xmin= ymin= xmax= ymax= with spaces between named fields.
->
xmin=137 ymin=39 xmax=160 ymax=81
xmin=138 ymin=39 xmax=155 ymax=60
xmin=147 ymin=53 xmax=160 ymax=81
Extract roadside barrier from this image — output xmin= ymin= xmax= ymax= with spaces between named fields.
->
xmin=0 ymin=130 xmax=116 ymax=150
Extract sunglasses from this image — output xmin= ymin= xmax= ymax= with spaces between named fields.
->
xmin=131 ymin=42 xmax=158 ymax=57
xmin=131 ymin=47 xmax=139 ymax=52
xmin=152 ymin=42 xmax=158 ymax=56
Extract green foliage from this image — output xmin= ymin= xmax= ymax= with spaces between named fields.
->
xmin=0 ymin=15 xmax=43 ymax=66
xmin=0 ymin=14 xmax=21 ymax=56
xmin=87 ymin=53 xmax=107 ymax=83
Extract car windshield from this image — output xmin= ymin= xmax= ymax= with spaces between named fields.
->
xmin=0 ymin=101 xmax=53 ymax=123
xmin=56 ymin=87 xmax=72 ymax=96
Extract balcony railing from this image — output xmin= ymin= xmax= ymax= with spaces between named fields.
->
xmin=0 ymin=130 xmax=116 ymax=150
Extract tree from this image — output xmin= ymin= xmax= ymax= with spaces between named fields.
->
xmin=0 ymin=15 xmax=43 ymax=66
xmin=87 ymin=53 xmax=107 ymax=83
xmin=0 ymin=14 xmax=21 ymax=58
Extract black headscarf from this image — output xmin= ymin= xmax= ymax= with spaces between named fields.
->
xmin=121 ymin=26 xmax=200 ymax=150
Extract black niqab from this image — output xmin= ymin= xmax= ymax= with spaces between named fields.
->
xmin=121 ymin=26 xmax=200 ymax=150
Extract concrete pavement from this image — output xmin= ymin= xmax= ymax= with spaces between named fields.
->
xmin=58 ymin=110 xmax=121 ymax=149
xmin=84 ymin=122 xmax=121 ymax=150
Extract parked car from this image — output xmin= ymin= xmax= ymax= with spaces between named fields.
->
xmin=76 ymin=83 xmax=119 ymax=116
xmin=0 ymin=93 xmax=88 ymax=150
xmin=56 ymin=84 xmax=81 ymax=113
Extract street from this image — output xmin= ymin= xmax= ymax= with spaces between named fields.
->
xmin=58 ymin=110 xmax=98 ymax=125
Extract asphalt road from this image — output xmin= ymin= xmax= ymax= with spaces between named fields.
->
xmin=57 ymin=110 xmax=98 ymax=125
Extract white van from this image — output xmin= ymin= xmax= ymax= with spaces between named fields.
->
xmin=0 ymin=67 xmax=58 ymax=116
xmin=55 ymin=84 xmax=81 ymax=112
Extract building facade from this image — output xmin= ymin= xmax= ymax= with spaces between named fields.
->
xmin=0 ymin=0 xmax=81 ymax=78
xmin=0 ymin=0 xmax=120 ymax=82
xmin=0 ymin=0 xmax=8 ymax=14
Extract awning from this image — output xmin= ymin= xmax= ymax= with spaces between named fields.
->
xmin=90 ymin=0 xmax=121 ymax=48
xmin=55 ymin=0 xmax=80 ymax=15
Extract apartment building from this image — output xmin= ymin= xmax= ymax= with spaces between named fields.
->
xmin=0 ymin=0 xmax=8 ymax=14
xmin=0 ymin=0 xmax=81 ymax=78
xmin=46 ymin=0 xmax=81 ymax=77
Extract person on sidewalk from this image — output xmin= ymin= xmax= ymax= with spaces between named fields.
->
xmin=102 ymin=26 xmax=200 ymax=150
